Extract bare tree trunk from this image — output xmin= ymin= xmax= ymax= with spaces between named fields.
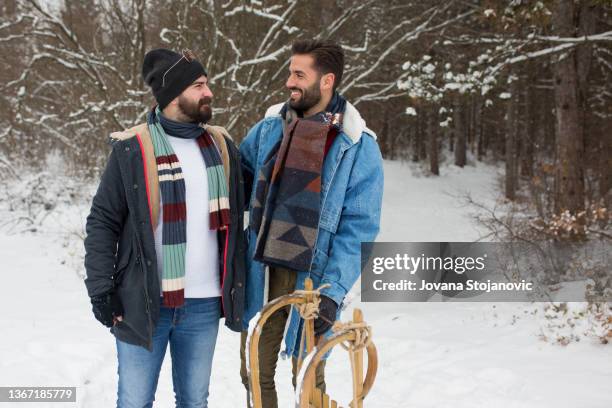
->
xmin=468 ymin=94 xmax=476 ymax=155
xmin=135 ymin=0 xmax=147 ymax=89
xmin=505 ymin=79 xmax=519 ymax=201
xmin=411 ymin=114 xmax=419 ymax=162
xmin=454 ymin=95 xmax=466 ymax=167
xmin=449 ymin=110 xmax=455 ymax=153
xmin=474 ymin=96 xmax=484 ymax=161
xmin=419 ymin=109 xmax=427 ymax=161
xmin=600 ymin=131 xmax=612 ymax=206
xmin=552 ymin=0 xmax=585 ymax=214
xmin=577 ymin=1 xmax=597 ymax=206
xmin=381 ymin=107 xmax=391 ymax=159
xmin=427 ymin=104 xmax=439 ymax=175
xmin=521 ymin=73 xmax=535 ymax=178
xmin=491 ymin=113 xmax=502 ymax=162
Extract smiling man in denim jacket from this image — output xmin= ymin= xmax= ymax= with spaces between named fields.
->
xmin=239 ymin=39 xmax=384 ymax=408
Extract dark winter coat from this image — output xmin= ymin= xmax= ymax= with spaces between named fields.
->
xmin=84 ymin=123 xmax=247 ymax=351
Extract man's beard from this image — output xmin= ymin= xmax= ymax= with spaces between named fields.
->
xmin=178 ymin=95 xmax=212 ymax=123
xmin=288 ymin=80 xmax=321 ymax=113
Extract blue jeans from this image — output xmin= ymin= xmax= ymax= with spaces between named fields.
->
xmin=116 ymin=297 xmax=221 ymax=408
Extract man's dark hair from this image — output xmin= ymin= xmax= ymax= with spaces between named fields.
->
xmin=291 ymin=39 xmax=344 ymax=91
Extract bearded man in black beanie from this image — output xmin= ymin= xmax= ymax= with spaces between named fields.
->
xmin=84 ymin=48 xmax=247 ymax=407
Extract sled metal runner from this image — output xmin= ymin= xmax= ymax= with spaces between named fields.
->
xmin=247 ymin=278 xmax=378 ymax=408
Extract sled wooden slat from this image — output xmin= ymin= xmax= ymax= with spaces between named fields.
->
xmin=247 ymin=279 xmax=378 ymax=408
xmin=313 ymin=387 xmax=323 ymax=407
xmin=297 ymin=308 xmax=378 ymax=408
xmin=322 ymin=392 xmax=330 ymax=407
xmin=247 ymin=278 xmax=319 ymax=408
xmin=353 ymin=309 xmax=364 ymax=408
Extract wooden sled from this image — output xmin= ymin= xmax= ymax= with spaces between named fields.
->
xmin=247 ymin=278 xmax=378 ymax=408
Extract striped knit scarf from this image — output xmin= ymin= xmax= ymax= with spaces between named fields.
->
xmin=148 ymin=106 xmax=230 ymax=307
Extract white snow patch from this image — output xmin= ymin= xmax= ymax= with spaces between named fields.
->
xmin=0 ymin=161 xmax=610 ymax=407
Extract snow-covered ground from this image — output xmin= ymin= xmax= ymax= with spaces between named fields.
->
xmin=0 ymin=160 xmax=610 ymax=407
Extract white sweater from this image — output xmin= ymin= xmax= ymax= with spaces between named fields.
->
xmin=153 ymin=135 xmax=221 ymax=299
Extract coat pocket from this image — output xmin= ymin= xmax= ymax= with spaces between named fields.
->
xmin=114 ymin=242 xmax=132 ymax=287
xmin=313 ymin=209 xmax=338 ymax=271
xmin=309 ymin=248 xmax=329 ymax=278
xmin=319 ymin=208 xmax=340 ymax=235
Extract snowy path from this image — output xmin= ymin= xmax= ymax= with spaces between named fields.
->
xmin=0 ymin=161 xmax=610 ymax=407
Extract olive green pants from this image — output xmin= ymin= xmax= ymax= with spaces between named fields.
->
xmin=240 ymin=267 xmax=326 ymax=408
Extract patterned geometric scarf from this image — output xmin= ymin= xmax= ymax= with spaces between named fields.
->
xmin=148 ymin=106 xmax=230 ymax=307
xmin=250 ymin=93 xmax=346 ymax=272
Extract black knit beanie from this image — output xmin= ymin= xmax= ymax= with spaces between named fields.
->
xmin=142 ymin=49 xmax=207 ymax=110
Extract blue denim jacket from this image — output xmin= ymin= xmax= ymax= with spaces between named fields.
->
xmin=239 ymin=101 xmax=384 ymax=358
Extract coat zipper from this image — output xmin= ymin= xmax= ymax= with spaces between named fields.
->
xmin=134 ymin=134 xmax=154 ymax=349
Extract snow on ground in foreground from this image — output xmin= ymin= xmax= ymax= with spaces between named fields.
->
xmin=0 ymin=160 xmax=610 ymax=408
